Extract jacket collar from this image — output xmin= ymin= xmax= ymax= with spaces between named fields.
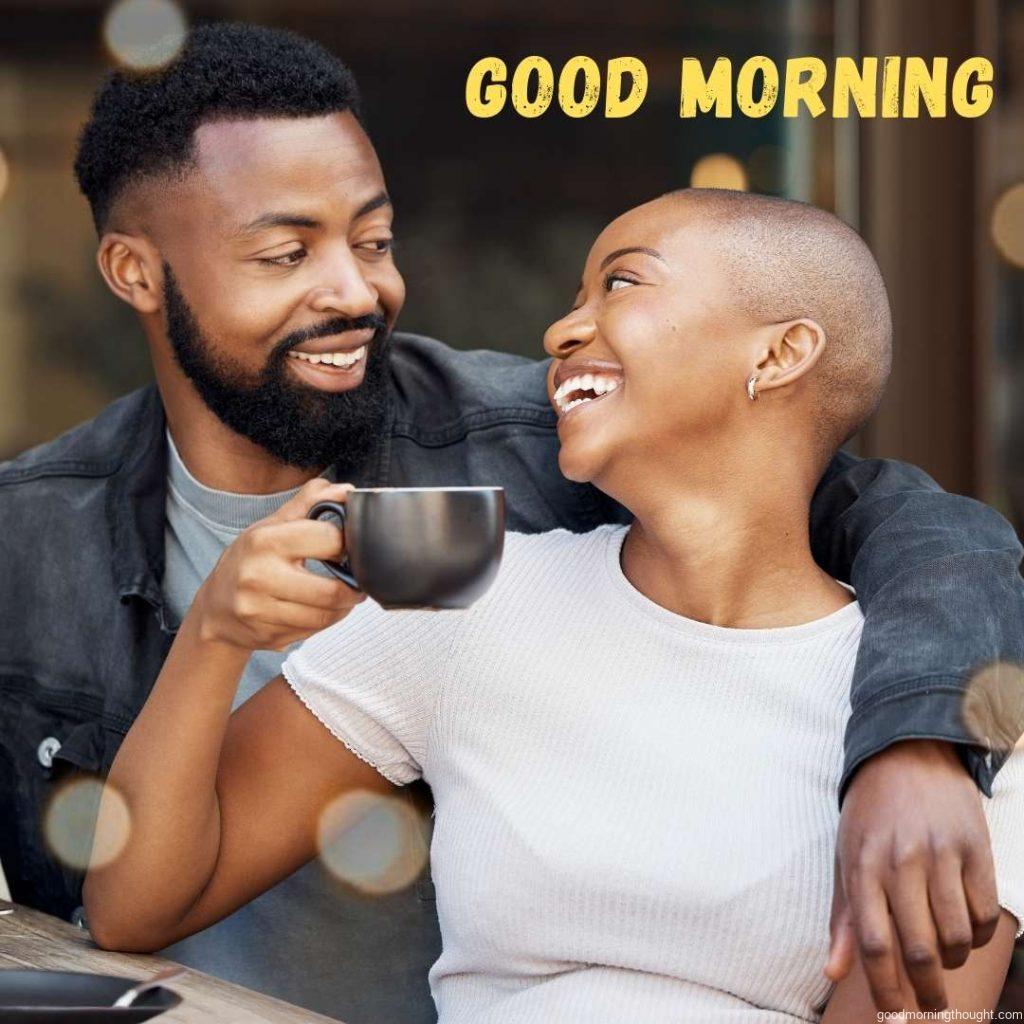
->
xmin=107 ymin=382 xmax=394 ymax=609
xmin=107 ymin=385 xmax=170 ymax=608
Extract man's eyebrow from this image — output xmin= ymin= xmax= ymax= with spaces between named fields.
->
xmin=233 ymin=193 xmax=391 ymax=237
xmin=598 ymin=246 xmax=666 ymax=271
xmin=354 ymin=191 xmax=392 ymax=219
xmin=235 ymin=212 xmax=321 ymax=236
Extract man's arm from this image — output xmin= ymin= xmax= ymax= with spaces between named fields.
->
xmin=810 ymin=451 xmax=1024 ymax=1012
xmin=810 ymin=450 xmax=1024 ymax=794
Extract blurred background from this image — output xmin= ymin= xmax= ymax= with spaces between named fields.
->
xmin=0 ymin=0 xmax=1022 ymax=1001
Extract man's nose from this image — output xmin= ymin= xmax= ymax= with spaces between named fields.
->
xmin=308 ymin=249 xmax=379 ymax=318
xmin=543 ymin=312 xmax=596 ymax=359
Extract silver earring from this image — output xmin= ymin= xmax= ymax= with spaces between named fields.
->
xmin=746 ymin=374 xmax=759 ymax=401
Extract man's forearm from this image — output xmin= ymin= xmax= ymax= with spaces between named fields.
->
xmin=809 ymin=452 xmax=1024 ymax=797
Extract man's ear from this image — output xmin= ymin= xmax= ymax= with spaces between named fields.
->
xmin=96 ymin=233 xmax=163 ymax=316
xmin=751 ymin=319 xmax=826 ymax=396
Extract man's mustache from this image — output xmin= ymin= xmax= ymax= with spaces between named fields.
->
xmin=273 ymin=313 xmax=389 ymax=357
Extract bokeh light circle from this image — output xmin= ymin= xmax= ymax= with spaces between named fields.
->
xmin=44 ymin=778 xmax=132 ymax=872
xmin=962 ymin=662 xmax=1024 ymax=753
xmin=103 ymin=0 xmax=187 ymax=72
xmin=991 ymin=183 xmax=1024 ymax=269
xmin=690 ymin=153 xmax=748 ymax=192
xmin=0 ymin=146 xmax=9 ymax=205
xmin=318 ymin=789 xmax=429 ymax=896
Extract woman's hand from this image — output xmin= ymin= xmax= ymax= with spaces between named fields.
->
xmin=192 ymin=478 xmax=365 ymax=652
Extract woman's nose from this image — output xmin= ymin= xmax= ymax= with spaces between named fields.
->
xmin=543 ymin=313 xmax=596 ymax=359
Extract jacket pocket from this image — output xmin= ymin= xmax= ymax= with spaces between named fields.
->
xmin=1 ymin=686 xmax=126 ymax=920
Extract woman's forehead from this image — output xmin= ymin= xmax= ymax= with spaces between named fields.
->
xmin=587 ymin=199 xmax=712 ymax=274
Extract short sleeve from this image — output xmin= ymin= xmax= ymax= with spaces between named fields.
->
xmin=984 ymin=743 xmax=1024 ymax=937
xmin=281 ymin=599 xmax=463 ymax=785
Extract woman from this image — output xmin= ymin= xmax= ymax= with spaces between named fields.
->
xmin=85 ymin=189 xmax=1024 ymax=1022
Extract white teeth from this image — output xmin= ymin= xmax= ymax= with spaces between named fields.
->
xmin=552 ymin=372 xmax=622 ymax=413
xmin=288 ymin=345 xmax=367 ymax=368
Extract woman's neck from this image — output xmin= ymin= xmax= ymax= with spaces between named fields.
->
xmin=615 ymin=461 xmax=851 ymax=629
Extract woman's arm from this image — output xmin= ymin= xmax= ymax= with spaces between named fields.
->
xmin=84 ymin=480 xmax=377 ymax=950
xmin=821 ymin=910 xmax=1017 ymax=1022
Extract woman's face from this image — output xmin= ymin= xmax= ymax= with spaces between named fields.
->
xmin=543 ymin=197 xmax=755 ymax=489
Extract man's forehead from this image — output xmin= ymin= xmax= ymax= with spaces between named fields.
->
xmin=189 ymin=111 xmax=384 ymax=222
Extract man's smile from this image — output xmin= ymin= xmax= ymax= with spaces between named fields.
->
xmin=283 ymin=325 xmax=376 ymax=392
xmin=286 ymin=343 xmax=368 ymax=392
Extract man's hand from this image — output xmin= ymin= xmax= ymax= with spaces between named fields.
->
xmin=193 ymin=478 xmax=365 ymax=652
xmin=825 ymin=739 xmax=1001 ymax=1013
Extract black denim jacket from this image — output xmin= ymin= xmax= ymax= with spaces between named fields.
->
xmin=2 ymin=332 xmax=1023 ymax=926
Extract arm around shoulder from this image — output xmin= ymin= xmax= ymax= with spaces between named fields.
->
xmin=809 ymin=452 xmax=1024 ymax=795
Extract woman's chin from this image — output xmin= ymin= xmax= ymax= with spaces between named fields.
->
xmin=557 ymin=446 xmax=601 ymax=485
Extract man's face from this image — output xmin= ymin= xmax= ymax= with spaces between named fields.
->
xmin=153 ymin=111 xmax=405 ymax=470
xmin=542 ymin=197 xmax=755 ymax=487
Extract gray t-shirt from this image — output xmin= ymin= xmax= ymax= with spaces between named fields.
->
xmin=159 ymin=433 xmax=439 ymax=1024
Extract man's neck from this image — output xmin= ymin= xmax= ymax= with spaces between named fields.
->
xmin=608 ymin=452 xmax=850 ymax=629
xmin=165 ymin=409 xmax=325 ymax=495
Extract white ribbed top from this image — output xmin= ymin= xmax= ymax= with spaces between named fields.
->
xmin=282 ymin=526 xmax=1024 ymax=1024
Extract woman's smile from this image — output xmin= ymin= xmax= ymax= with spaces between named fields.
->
xmin=551 ymin=359 xmax=625 ymax=421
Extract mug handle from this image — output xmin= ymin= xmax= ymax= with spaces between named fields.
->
xmin=307 ymin=500 xmax=360 ymax=590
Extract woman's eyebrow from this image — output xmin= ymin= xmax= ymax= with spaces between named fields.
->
xmin=598 ymin=246 xmax=666 ymax=271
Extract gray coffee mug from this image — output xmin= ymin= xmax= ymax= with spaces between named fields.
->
xmin=308 ymin=486 xmax=505 ymax=609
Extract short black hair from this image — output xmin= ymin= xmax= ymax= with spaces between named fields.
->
xmin=74 ymin=22 xmax=362 ymax=232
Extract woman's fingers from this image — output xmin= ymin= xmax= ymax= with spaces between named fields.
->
xmin=267 ymin=478 xmax=355 ymax=523
xmin=262 ymin=566 xmax=361 ymax=610
xmin=244 ymin=519 xmax=348 ymax=564
xmin=254 ymin=595 xmax=365 ymax=648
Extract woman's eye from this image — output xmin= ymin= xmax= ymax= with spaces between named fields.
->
xmin=259 ymin=249 xmax=306 ymax=267
xmin=605 ymin=273 xmax=636 ymax=292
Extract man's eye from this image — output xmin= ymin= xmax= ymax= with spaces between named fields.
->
xmin=259 ymin=249 xmax=306 ymax=267
xmin=604 ymin=273 xmax=637 ymax=292
xmin=356 ymin=238 xmax=394 ymax=254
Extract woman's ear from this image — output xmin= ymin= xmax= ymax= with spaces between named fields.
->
xmin=751 ymin=319 xmax=826 ymax=396
xmin=96 ymin=233 xmax=163 ymax=316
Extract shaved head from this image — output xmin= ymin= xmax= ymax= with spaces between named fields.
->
xmin=662 ymin=188 xmax=892 ymax=462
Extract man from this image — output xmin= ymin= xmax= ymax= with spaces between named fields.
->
xmin=0 ymin=22 xmax=1021 ymax=1024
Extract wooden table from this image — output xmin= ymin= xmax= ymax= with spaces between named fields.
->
xmin=0 ymin=901 xmax=343 ymax=1023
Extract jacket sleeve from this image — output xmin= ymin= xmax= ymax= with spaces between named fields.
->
xmin=809 ymin=450 xmax=1024 ymax=801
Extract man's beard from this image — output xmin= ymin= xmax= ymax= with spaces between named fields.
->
xmin=163 ymin=263 xmax=391 ymax=473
